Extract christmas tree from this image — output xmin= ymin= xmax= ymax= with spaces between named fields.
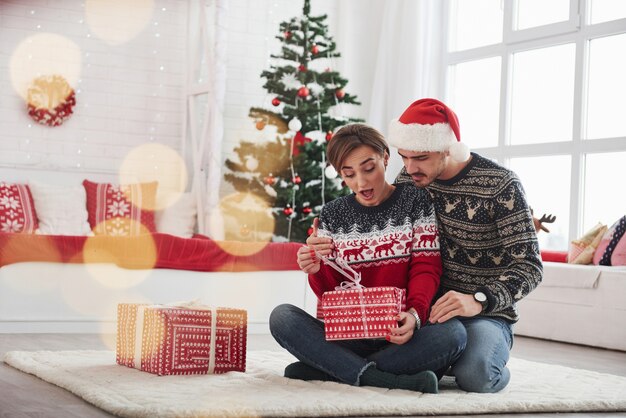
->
xmin=224 ymin=0 xmax=362 ymax=243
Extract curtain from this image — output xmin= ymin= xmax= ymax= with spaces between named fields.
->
xmin=365 ymin=0 xmax=446 ymax=181
xmin=204 ymin=0 xmax=227 ymax=239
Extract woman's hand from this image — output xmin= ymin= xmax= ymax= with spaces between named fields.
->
xmin=305 ymin=218 xmax=334 ymax=257
xmin=297 ymin=245 xmax=321 ymax=274
xmin=386 ymin=312 xmax=415 ymax=345
xmin=429 ymin=290 xmax=482 ymax=323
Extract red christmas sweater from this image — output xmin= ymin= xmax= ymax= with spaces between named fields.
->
xmin=310 ymin=182 xmax=442 ymax=323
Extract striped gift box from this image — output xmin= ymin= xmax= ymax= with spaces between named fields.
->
xmin=116 ymin=303 xmax=247 ymax=375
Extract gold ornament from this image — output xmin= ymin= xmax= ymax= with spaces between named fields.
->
xmin=249 ymin=107 xmax=289 ymax=134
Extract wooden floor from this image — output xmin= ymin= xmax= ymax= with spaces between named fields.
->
xmin=1 ymin=333 xmax=625 ymax=418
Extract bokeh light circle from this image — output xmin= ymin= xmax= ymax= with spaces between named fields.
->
xmin=10 ymin=33 xmax=81 ymax=101
xmin=85 ymin=0 xmax=154 ymax=45
xmin=119 ymin=143 xmax=188 ymax=211
xmin=82 ymin=220 xmax=157 ymax=288
xmin=217 ymin=192 xmax=275 ymax=256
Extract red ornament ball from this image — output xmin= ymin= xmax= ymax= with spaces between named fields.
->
xmin=325 ymin=131 xmax=333 ymax=141
xmin=297 ymin=86 xmax=310 ymax=98
xmin=293 ymin=175 xmax=302 ymax=184
xmin=271 ymin=97 xmax=281 ymax=106
xmin=302 ymin=206 xmax=312 ymax=214
xmin=284 ymin=31 xmax=292 ymax=39
xmin=264 ymin=174 xmax=276 ymax=185
xmin=298 ymin=64 xmax=307 ymax=72
xmin=283 ymin=205 xmax=294 ymax=216
xmin=311 ymin=44 xmax=319 ymax=54
xmin=335 ymin=89 xmax=345 ymax=99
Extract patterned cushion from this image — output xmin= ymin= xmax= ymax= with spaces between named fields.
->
xmin=595 ymin=216 xmax=626 ymax=266
xmin=568 ymin=223 xmax=606 ymax=265
xmin=0 ymin=182 xmax=38 ymax=233
xmin=83 ymin=180 xmax=157 ymax=236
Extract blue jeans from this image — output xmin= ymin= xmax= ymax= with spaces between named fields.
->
xmin=269 ymin=304 xmax=467 ymax=386
xmin=451 ymin=316 xmax=514 ymax=393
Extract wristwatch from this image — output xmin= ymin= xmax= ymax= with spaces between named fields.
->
xmin=474 ymin=291 xmax=488 ymax=312
xmin=408 ymin=309 xmax=421 ymax=330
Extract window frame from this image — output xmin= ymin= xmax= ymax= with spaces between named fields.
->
xmin=441 ymin=0 xmax=626 ymax=246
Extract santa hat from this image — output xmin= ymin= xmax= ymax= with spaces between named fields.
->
xmin=388 ymin=98 xmax=470 ymax=162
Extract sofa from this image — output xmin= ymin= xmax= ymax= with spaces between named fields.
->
xmin=0 ymin=168 xmax=314 ymax=334
xmin=515 ymin=261 xmax=626 ymax=351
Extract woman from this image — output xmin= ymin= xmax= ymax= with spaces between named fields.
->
xmin=269 ymin=123 xmax=467 ymax=393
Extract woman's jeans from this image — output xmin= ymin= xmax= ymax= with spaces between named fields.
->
xmin=269 ymin=303 xmax=467 ymax=386
xmin=451 ymin=316 xmax=514 ymax=393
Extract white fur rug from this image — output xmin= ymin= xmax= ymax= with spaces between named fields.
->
xmin=4 ymin=350 xmax=626 ymax=417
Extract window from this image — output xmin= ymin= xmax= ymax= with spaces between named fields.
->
xmin=444 ymin=0 xmax=626 ymax=250
xmin=586 ymin=33 xmax=626 ymax=139
xmin=516 ymin=0 xmax=570 ymax=30
xmin=448 ymin=57 xmax=501 ymax=148
xmin=510 ymin=44 xmax=576 ymax=145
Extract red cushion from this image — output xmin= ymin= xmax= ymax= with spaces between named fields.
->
xmin=0 ymin=183 xmax=38 ymax=233
xmin=83 ymin=180 xmax=157 ymax=236
xmin=540 ymin=250 xmax=568 ymax=263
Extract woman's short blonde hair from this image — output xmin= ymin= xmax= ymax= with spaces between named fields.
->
xmin=327 ymin=123 xmax=390 ymax=170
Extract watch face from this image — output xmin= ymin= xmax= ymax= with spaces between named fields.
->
xmin=475 ymin=292 xmax=487 ymax=302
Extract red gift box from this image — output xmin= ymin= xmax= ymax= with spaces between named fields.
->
xmin=322 ymin=286 xmax=406 ymax=341
xmin=116 ymin=303 xmax=247 ymax=375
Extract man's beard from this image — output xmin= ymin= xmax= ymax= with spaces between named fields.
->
xmin=409 ymin=157 xmax=446 ymax=188
xmin=410 ymin=173 xmax=434 ymax=188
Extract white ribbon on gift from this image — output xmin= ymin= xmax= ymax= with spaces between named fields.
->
xmin=314 ymin=251 xmax=363 ymax=290
xmin=316 ymin=251 xmax=369 ymax=337
xmin=133 ymin=300 xmax=218 ymax=373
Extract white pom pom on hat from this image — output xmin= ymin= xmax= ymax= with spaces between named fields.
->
xmin=388 ymin=98 xmax=470 ymax=162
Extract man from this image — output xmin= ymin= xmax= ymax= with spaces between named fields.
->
xmin=387 ymin=98 xmax=543 ymax=393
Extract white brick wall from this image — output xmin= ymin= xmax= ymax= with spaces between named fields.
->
xmin=0 ymin=0 xmax=378 ymax=198
xmin=0 ymin=0 xmax=186 ymax=176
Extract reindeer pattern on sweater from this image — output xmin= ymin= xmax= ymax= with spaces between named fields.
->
xmin=310 ymin=182 xmax=442 ymax=323
xmin=396 ymin=153 xmax=543 ymax=322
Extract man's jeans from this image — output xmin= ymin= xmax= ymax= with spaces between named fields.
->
xmin=452 ymin=316 xmax=514 ymax=393
xmin=269 ymin=303 xmax=467 ymax=386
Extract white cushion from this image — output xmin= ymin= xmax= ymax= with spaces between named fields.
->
xmin=155 ymin=192 xmax=197 ymax=238
xmin=28 ymin=181 xmax=92 ymax=236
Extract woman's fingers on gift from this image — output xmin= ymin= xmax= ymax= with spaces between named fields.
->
xmin=387 ymin=328 xmax=413 ymax=345
xmin=386 ymin=312 xmax=413 ymax=344
xmin=305 ymin=240 xmax=334 ymax=257
xmin=297 ymin=246 xmax=320 ymax=272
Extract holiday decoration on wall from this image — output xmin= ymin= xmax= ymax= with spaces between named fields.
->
xmin=26 ymin=75 xmax=76 ymax=127
xmin=224 ymin=0 xmax=362 ymax=242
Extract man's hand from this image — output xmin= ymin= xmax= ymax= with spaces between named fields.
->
xmin=305 ymin=218 xmax=334 ymax=257
xmin=429 ymin=291 xmax=482 ymax=323
xmin=387 ymin=312 xmax=416 ymax=345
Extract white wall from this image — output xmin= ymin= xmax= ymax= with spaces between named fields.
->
xmin=0 ymin=0 xmax=186 ymax=177
xmin=0 ymin=0 xmax=387 ymax=195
